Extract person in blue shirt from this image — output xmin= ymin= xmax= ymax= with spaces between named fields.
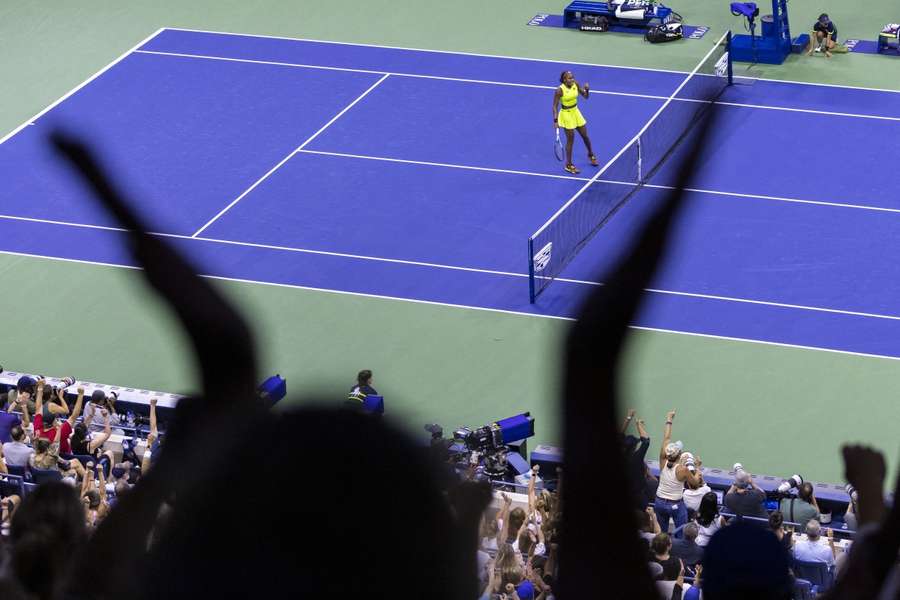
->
xmin=808 ymin=13 xmax=838 ymax=57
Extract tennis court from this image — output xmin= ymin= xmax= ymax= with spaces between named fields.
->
xmin=3 ymin=27 xmax=900 ymax=362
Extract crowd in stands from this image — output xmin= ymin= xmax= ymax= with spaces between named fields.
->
xmin=0 ymin=375 xmax=159 ymax=597
xmin=621 ymin=406 xmax=890 ymax=598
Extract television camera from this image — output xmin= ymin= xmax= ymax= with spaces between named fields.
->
xmin=425 ymin=412 xmax=535 ymax=479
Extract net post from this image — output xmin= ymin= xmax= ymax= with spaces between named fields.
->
xmin=528 ymin=238 xmax=537 ymax=303
xmin=726 ymin=30 xmax=734 ymax=86
xmin=637 ymin=138 xmax=643 ymax=182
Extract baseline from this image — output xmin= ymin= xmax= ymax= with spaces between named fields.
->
xmin=2 ymin=210 xmax=899 ymax=325
xmin=0 ymin=227 xmax=900 ymax=359
xmin=165 ymin=26 xmax=900 ymax=96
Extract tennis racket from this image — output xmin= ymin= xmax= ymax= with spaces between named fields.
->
xmin=554 ymin=127 xmax=563 ymax=161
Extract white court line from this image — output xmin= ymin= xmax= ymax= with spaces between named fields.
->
xmin=0 ymin=28 xmax=166 ymax=146
xmin=736 ymin=74 xmax=900 ymax=96
xmin=135 ymin=50 xmax=390 ymax=77
xmin=296 ymin=149 xmax=597 ymax=182
xmin=166 ymin=26 xmax=900 ymax=96
xmin=297 ymin=148 xmax=900 ymax=215
xmin=190 ymin=73 xmax=390 ymax=238
xmin=135 ymin=49 xmax=672 ymax=100
xmin=162 ymin=26 xmax=689 ymax=75
xmin=4 ymin=211 xmax=900 ymax=324
xmin=4 ymin=246 xmax=900 ymax=364
xmin=716 ymin=100 xmax=900 ymax=123
xmin=135 ymin=48 xmax=900 ymax=122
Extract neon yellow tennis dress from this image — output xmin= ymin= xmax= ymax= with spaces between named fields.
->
xmin=558 ymin=83 xmax=587 ymax=130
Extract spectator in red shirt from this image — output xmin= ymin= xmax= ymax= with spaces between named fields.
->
xmin=31 ymin=381 xmax=85 ymax=456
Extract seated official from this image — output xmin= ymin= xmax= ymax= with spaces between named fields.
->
xmin=347 ymin=369 xmax=377 ymax=404
xmin=808 ymin=13 xmax=838 ymax=57
xmin=344 ymin=369 xmax=383 ymax=415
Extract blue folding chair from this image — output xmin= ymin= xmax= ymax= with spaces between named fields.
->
xmin=793 ymin=559 xmax=834 ymax=594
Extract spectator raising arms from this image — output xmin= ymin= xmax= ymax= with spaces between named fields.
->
xmin=654 ymin=409 xmax=701 ymax=535
xmin=30 ymin=380 xmax=80 ymax=455
xmin=622 ymin=409 xmax=653 ymax=509
xmin=84 ymin=390 xmax=121 ymax=433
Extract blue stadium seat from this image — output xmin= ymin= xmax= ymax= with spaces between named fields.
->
xmin=64 ymin=453 xmax=97 ymax=471
xmin=22 ymin=482 xmax=38 ymax=496
xmin=30 ymin=467 xmax=62 ymax=485
xmin=793 ymin=578 xmax=814 ymax=600
xmin=6 ymin=464 xmax=27 ymax=478
xmin=793 ymin=559 xmax=834 ymax=594
xmin=0 ymin=473 xmax=25 ymax=498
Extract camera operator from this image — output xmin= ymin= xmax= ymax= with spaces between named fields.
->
xmin=843 ymin=485 xmax=859 ymax=531
xmin=724 ymin=465 xmax=768 ymax=519
xmin=84 ymin=390 xmax=121 ymax=433
xmin=654 ymin=410 xmax=701 ymax=535
xmin=778 ymin=481 xmax=820 ymax=533
xmin=2 ymin=376 xmax=37 ymax=415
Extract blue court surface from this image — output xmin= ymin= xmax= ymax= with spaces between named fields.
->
xmin=3 ymin=28 xmax=900 ymax=359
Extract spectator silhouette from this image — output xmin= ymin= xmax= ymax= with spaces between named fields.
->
xmin=3 ymin=482 xmax=87 ymax=600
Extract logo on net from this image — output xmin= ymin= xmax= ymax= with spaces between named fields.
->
xmin=533 ymin=242 xmax=553 ymax=273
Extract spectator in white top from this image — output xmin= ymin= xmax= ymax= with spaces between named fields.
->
xmin=653 ymin=410 xmax=701 ymax=536
xmin=682 ymin=468 xmax=711 ymax=517
xmin=793 ymin=519 xmax=835 ymax=566
xmin=695 ymin=492 xmax=726 ymax=547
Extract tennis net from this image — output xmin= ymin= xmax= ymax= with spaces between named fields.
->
xmin=528 ymin=30 xmax=733 ymax=303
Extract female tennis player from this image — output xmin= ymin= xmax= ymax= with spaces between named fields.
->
xmin=553 ymin=70 xmax=599 ymax=174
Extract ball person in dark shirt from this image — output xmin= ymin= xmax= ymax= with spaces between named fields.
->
xmin=808 ymin=13 xmax=837 ymax=57
xmin=347 ymin=369 xmax=377 ymax=405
